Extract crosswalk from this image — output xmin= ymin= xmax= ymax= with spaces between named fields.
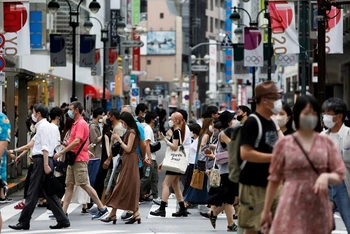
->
xmin=0 ymin=198 xmax=347 ymax=234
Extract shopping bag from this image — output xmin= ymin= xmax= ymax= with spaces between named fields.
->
xmin=190 ymin=169 xmax=205 ymax=190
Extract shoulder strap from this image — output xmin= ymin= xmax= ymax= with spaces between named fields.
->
xmin=76 ymin=137 xmax=88 ymax=156
xmin=293 ymin=135 xmax=319 ymax=175
xmin=250 ymin=114 xmax=263 ymax=148
xmin=177 ymin=129 xmax=183 ymax=146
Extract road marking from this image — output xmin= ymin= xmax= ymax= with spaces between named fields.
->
xmin=35 ymin=203 xmax=80 ymax=221
xmin=2 ymin=228 xmax=80 ymax=233
xmin=332 ymin=231 xmax=348 ymax=234
xmin=1 ymin=201 xmax=23 ymax=222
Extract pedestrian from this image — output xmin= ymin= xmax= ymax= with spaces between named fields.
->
xmin=260 ymin=95 xmax=346 ymax=234
xmin=150 ymin=112 xmax=188 ymax=217
xmin=321 ymin=97 xmax=350 ymax=231
xmin=9 ymin=104 xmax=70 ymax=230
xmin=238 ymin=81 xmax=283 ymax=234
xmin=274 ymin=103 xmax=294 ymax=135
xmin=54 ymin=101 xmax=108 ymax=220
xmin=101 ymin=112 xmax=142 ymax=225
xmin=156 ymin=104 xmax=167 ymax=134
xmin=140 ymin=111 xmax=160 ymax=202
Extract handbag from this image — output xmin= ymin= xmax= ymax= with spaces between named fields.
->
xmin=150 ymin=141 xmax=161 ymax=153
xmin=293 ymin=135 xmax=336 ymax=231
xmin=65 ymin=137 xmax=88 ymax=166
xmin=215 ymin=151 xmax=229 ymax=165
xmin=209 ymin=158 xmax=221 ymax=188
xmin=162 ymin=130 xmax=188 ymax=174
xmin=190 ymin=137 xmax=205 ymax=190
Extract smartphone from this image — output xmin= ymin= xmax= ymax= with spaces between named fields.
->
xmin=205 ymin=149 xmax=211 ymax=155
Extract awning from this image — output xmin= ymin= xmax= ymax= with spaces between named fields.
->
xmin=84 ymin=85 xmax=111 ymax=100
xmin=326 ymin=43 xmax=350 ymax=84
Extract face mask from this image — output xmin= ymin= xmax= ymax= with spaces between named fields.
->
xmin=31 ymin=113 xmax=37 ymax=122
xmin=299 ymin=115 xmax=318 ymax=130
xmin=30 ymin=125 xmax=36 ymax=133
xmin=323 ymin=114 xmax=337 ymax=129
xmin=236 ymin=115 xmax=244 ymax=122
xmin=270 ymin=99 xmax=282 ymax=115
xmin=275 ymin=115 xmax=288 ymax=128
xmin=168 ymin=120 xmax=174 ymax=128
xmin=209 ymin=125 xmax=214 ymax=133
xmin=231 ymin=119 xmax=241 ymax=128
xmin=67 ymin=110 xmax=74 ymax=119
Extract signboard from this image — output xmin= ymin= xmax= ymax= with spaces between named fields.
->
xmin=175 ymin=87 xmax=189 ymax=92
xmin=0 ymin=56 xmax=5 ymax=71
xmin=221 ymin=34 xmax=234 ymax=49
xmin=312 ymin=63 xmax=318 ymax=83
xmin=121 ymin=40 xmax=144 ymax=48
xmin=191 ymin=65 xmax=209 ymax=71
xmin=110 ymin=9 xmax=120 ymax=48
xmin=0 ymin=34 xmax=5 ymax=48
xmin=130 ymin=87 xmax=139 ymax=108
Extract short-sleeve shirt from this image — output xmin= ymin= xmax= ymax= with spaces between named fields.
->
xmin=239 ymin=112 xmax=278 ymax=187
xmin=0 ymin=113 xmax=10 ymax=182
xmin=68 ymin=117 xmax=89 ymax=162
xmin=144 ymin=124 xmax=156 ymax=160
xmin=136 ymin=120 xmax=145 ymax=167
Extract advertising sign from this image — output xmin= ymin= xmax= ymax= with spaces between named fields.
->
xmin=50 ymin=34 xmax=66 ymax=67
xmin=79 ymin=35 xmax=96 ymax=68
xmin=147 ymin=31 xmax=176 ymax=55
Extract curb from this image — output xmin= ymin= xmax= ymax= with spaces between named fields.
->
xmin=7 ymin=176 xmax=26 ymax=196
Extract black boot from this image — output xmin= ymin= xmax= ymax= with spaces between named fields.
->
xmin=150 ymin=201 xmax=166 ymax=217
xmin=172 ymin=201 xmax=188 ymax=217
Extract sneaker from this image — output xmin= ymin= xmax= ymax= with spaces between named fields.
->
xmin=153 ymin=198 xmax=168 ymax=207
xmin=121 ymin=211 xmax=133 ymax=220
xmin=14 ymin=201 xmax=25 ymax=209
xmin=91 ymin=207 xmax=108 ymax=220
xmin=87 ymin=205 xmax=99 ymax=215
xmin=0 ymin=197 xmax=12 ymax=203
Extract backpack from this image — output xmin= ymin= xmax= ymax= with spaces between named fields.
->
xmin=228 ymin=114 xmax=263 ymax=183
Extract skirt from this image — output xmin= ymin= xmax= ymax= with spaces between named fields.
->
xmin=207 ymin=173 xmax=238 ymax=206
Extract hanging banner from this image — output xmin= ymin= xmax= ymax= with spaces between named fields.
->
xmin=209 ymin=39 xmax=217 ymax=99
xmin=269 ymin=1 xmax=299 ymax=55
xmin=79 ymin=34 xmax=96 ymax=67
xmin=244 ymin=28 xmax=264 ymax=67
xmin=233 ymin=44 xmax=249 ymax=78
xmin=132 ymin=30 xmax=141 ymax=71
xmin=110 ymin=9 xmax=120 ymax=48
xmin=91 ymin=49 xmax=101 ymax=76
xmin=326 ymin=7 xmax=343 ymax=54
xmin=225 ymin=0 xmax=232 ymax=83
xmin=132 ymin=0 xmax=140 ymax=25
xmin=276 ymin=54 xmax=298 ymax=67
xmin=50 ymin=34 xmax=66 ymax=67
xmin=3 ymin=1 xmax=30 ymax=56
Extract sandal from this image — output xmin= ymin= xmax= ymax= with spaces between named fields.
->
xmin=14 ymin=201 xmax=25 ymax=209
xmin=209 ymin=211 xmax=217 ymax=229
xmin=227 ymin=223 xmax=238 ymax=232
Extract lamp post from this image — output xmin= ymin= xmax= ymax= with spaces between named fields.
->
xmin=48 ymin=0 xmax=101 ymax=103
xmin=83 ymin=17 xmax=125 ymax=111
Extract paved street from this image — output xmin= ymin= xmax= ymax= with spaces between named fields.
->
xmin=1 ymin=143 xmax=347 ymax=234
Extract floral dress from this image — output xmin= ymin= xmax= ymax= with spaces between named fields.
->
xmin=269 ymin=134 xmax=345 ymax=234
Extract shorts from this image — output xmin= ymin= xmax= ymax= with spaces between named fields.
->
xmin=66 ymin=161 xmax=89 ymax=186
xmin=238 ymin=183 xmax=280 ymax=232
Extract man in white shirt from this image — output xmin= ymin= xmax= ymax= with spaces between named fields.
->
xmin=9 ymin=104 xmax=69 ymax=230
xmin=140 ymin=112 xmax=160 ymax=201
xmin=322 ymin=98 xmax=350 ymax=232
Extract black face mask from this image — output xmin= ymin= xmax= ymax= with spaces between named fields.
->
xmin=106 ymin=119 xmax=112 ymax=127
xmin=236 ymin=114 xmax=244 ymax=122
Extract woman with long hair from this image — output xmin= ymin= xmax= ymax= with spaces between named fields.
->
xmin=150 ymin=112 xmax=188 ymax=217
xmin=101 ymin=112 xmax=141 ymax=225
xmin=274 ymin=103 xmax=294 ymax=135
xmin=260 ymin=95 xmax=345 ymax=234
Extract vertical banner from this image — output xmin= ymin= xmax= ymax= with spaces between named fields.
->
xmin=209 ymin=39 xmax=217 ymax=99
xmin=132 ymin=31 xmax=141 ymax=71
xmin=50 ymin=34 xmax=66 ymax=67
xmin=233 ymin=44 xmax=249 ymax=78
xmin=132 ymin=0 xmax=140 ymax=25
xmin=108 ymin=48 xmax=118 ymax=94
xmin=276 ymin=54 xmax=298 ymax=67
xmin=3 ymin=1 xmax=30 ymax=56
xmin=244 ymin=28 xmax=264 ymax=67
xmin=110 ymin=9 xmax=120 ymax=48
xmin=269 ymin=2 xmax=299 ymax=54
xmin=91 ymin=49 xmax=101 ymax=76
xmin=127 ymin=0 xmax=132 ymax=25
xmin=79 ymin=34 xmax=96 ymax=67
xmin=225 ymin=0 xmax=232 ymax=83
xmin=326 ymin=7 xmax=343 ymax=54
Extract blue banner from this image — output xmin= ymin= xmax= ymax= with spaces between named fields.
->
xmin=80 ymin=35 xmax=96 ymax=68
xmin=50 ymin=34 xmax=66 ymax=67
xmin=225 ymin=0 xmax=232 ymax=83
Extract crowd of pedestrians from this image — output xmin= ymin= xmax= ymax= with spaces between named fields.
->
xmin=0 ymin=80 xmax=350 ymax=234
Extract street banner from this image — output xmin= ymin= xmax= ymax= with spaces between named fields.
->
xmin=209 ymin=39 xmax=217 ymax=99
xmin=50 ymin=34 xmax=66 ymax=67
xmin=269 ymin=1 xmax=299 ymax=54
xmin=79 ymin=34 xmax=96 ymax=67
xmin=91 ymin=49 xmax=101 ymax=76
xmin=3 ymin=1 xmax=30 ymax=56
xmin=244 ymin=28 xmax=264 ymax=67
xmin=110 ymin=9 xmax=120 ymax=48
xmin=276 ymin=54 xmax=298 ymax=67
xmin=132 ymin=30 xmax=141 ymax=71
xmin=132 ymin=0 xmax=140 ymax=25
xmin=326 ymin=7 xmax=343 ymax=54
xmin=233 ymin=44 xmax=249 ymax=78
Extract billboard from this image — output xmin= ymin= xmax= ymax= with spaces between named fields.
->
xmin=147 ymin=31 xmax=176 ymax=55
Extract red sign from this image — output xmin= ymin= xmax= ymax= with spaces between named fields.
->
xmin=109 ymin=48 xmax=118 ymax=65
xmin=0 ymin=56 xmax=6 ymax=71
xmin=0 ymin=34 xmax=5 ymax=48
xmin=132 ymin=29 xmax=141 ymax=71
xmin=4 ymin=2 xmax=28 ymax=33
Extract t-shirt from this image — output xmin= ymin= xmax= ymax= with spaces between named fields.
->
xmin=170 ymin=129 xmax=180 ymax=143
xmin=135 ymin=120 xmax=145 ymax=168
xmin=188 ymin=137 xmax=199 ymax=164
xmin=68 ymin=117 xmax=89 ymax=162
xmin=144 ymin=124 xmax=156 ymax=160
xmin=239 ymin=113 xmax=278 ymax=187
xmin=0 ymin=113 xmax=10 ymax=182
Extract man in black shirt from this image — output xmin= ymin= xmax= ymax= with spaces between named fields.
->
xmin=238 ymin=81 xmax=283 ymax=234
xmin=156 ymin=104 xmax=167 ymax=134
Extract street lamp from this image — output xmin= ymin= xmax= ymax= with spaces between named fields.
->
xmin=47 ymin=0 xmax=101 ymax=102
xmin=83 ymin=17 xmax=125 ymax=111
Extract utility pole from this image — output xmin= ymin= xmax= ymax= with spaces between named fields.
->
xmin=317 ymin=0 xmax=327 ymax=104
xmin=300 ymin=0 xmax=309 ymax=95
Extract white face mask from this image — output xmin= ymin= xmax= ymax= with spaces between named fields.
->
xmin=231 ymin=119 xmax=241 ymax=128
xmin=30 ymin=125 xmax=36 ymax=133
xmin=275 ymin=115 xmax=288 ymax=128
xmin=209 ymin=125 xmax=214 ymax=133
xmin=271 ymin=99 xmax=282 ymax=115
xmin=168 ymin=120 xmax=174 ymax=128
xmin=323 ymin=114 xmax=337 ymax=129
xmin=31 ymin=113 xmax=37 ymax=123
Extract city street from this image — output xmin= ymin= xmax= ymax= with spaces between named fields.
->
xmin=1 ymin=143 xmax=347 ymax=234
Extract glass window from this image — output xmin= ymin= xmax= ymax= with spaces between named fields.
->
xmin=210 ymin=17 xmax=213 ymax=33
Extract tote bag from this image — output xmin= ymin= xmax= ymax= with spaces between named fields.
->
xmin=162 ymin=130 xmax=188 ymax=174
xmin=209 ymin=158 xmax=221 ymax=188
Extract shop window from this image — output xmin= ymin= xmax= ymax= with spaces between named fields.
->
xmin=160 ymin=13 xmax=164 ymax=19
xmin=147 ymin=60 xmax=151 ymax=65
